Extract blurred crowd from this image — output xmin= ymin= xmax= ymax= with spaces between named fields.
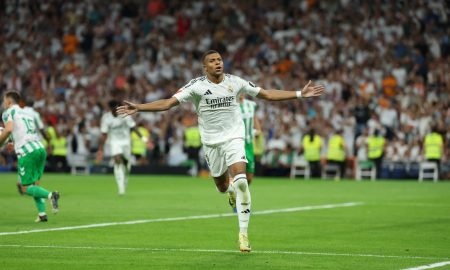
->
xmin=0 ymin=0 xmax=449 ymax=175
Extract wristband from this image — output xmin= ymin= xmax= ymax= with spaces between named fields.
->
xmin=296 ymin=91 xmax=302 ymax=98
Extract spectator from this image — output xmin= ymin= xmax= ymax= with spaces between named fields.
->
xmin=0 ymin=0 xmax=448 ymax=177
xmin=367 ymin=130 xmax=386 ymax=179
xmin=301 ymin=128 xmax=323 ymax=178
xmin=326 ymin=129 xmax=347 ymax=178
xmin=423 ymin=126 xmax=445 ymax=178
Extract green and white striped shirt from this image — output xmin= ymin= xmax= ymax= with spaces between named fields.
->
xmin=2 ymin=105 xmax=44 ymax=157
xmin=240 ymin=99 xmax=257 ymax=145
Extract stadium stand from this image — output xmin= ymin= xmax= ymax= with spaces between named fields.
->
xmin=0 ymin=0 xmax=448 ymax=179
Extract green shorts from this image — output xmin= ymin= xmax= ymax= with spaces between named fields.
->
xmin=18 ymin=148 xmax=46 ymax=186
xmin=245 ymin=143 xmax=255 ymax=174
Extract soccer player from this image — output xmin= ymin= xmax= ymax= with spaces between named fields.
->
xmin=0 ymin=91 xmax=60 ymax=222
xmin=97 ymin=100 xmax=145 ymax=195
xmin=117 ymin=50 xmax=324 ymax=252
xmin=15 ymin=99 xmax=50 ymax=195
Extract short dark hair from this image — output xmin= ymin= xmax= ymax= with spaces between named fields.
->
xmin=108 ymin=100 xmax=120 ymax=110
xmin=4 ymin=90 xmax=21 ymax=104
xmin=201 ymin=50 xmax=220 ymax=64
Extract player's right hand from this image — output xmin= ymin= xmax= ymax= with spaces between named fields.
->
xmin=117 ymin=101 xmax=139 ymax=116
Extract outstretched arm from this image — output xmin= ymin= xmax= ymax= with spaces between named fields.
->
xmin=257 ymin=81 xmax=325 ymax=101
xmin=117 ymin=97 xmax=180 ymax=116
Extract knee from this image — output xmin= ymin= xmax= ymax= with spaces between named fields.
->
xmin=232 ymin=174 xmax=248 ymax=192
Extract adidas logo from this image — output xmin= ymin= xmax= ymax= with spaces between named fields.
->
xmin=241 ymin=209 xmax=251 ymax=214
xmin=204 ymin=90 xmax=212 ymax=95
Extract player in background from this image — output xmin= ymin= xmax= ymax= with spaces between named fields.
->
xmin=228 ymin=95 xmax=262 ymax=212
xmin=97 ymin=100 xmax=145 ymax=195
xmin=15 ymin=99 xmax=51 ymax=195
xmin=0 ymin=91 xmax=59 ymax=222
xmin=117 ymin=50 xmax=324 ymax=252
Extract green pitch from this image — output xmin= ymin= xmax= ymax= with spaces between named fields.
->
xmin=0 ymin=174 xmax=449 ymax=270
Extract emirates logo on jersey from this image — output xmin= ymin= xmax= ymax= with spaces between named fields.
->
xmin=205 ymin=96 xmax=235 ymax=109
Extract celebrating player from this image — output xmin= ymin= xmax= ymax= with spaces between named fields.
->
xmin=117 ymin=50 xmax=324 ymax=252
xmin=0 ymin=91 xmax=60 ymax=222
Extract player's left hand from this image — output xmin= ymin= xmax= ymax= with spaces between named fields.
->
xmin=301 ymin=81 xmax=325 ymax=98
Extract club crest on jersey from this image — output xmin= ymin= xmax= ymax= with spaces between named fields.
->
xmin=228 ymin=85 xmax=233 ymax=93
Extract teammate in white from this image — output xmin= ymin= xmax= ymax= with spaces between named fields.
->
xmin=117 ymin=50 xmax=325 ymax=252
xmin=97 ymin=100 xmax=144 ymax=195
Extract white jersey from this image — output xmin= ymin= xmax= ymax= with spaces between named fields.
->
xmin=173 ymin=74 xmax=260 ymax=145
xmin=100 ymin=112 xmax=136 ymax=145
xmin=2 ymin=104 xmax=44 ymax=156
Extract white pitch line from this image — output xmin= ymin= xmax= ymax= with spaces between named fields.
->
xmin=402 ymin=261 xmax=450 ymax=270
xmin=0 ymin=244 xmax=448 ymax=261
xmin=0 ymin=202 xmax=362 ymax=236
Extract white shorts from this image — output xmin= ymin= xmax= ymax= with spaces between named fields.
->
xmin=203 ymin=138 xmax=248 ymax=177
xmin=110 ymin=142 xmax=131 ymax=161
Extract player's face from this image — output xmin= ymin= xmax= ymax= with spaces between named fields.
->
xmin=203 ymin=53 xmax=224 ymax=77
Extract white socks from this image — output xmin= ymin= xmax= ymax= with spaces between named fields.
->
xmin=114 ymin=163 xmax=126 ymax=195
xmin=233 ymin=174 xmax=251 ymax=235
